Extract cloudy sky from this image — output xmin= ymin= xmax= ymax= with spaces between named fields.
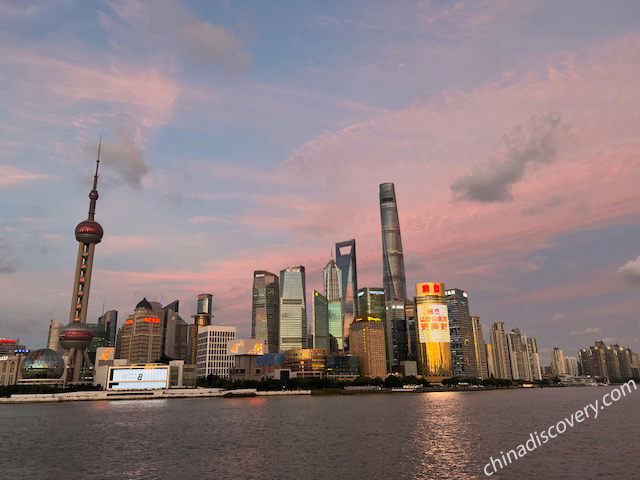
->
xmin=1 ymin=0 xmax=639 ymax=365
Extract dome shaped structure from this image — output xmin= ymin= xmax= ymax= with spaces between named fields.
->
xmin=75 ymin=220 xmax=103 ymax=244
xmin=59 ymin=322 xmax=93 ymax=350
xmin=21 ymin=349 xmax=65 ymax=379
xmin=135 ymin=297 xmax=153 ymax=311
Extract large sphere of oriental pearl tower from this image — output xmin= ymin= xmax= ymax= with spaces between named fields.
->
xmin=59 ymin=322 xmax=93 ymax=350
xmin=75 ymin=220 xmax=103 ymax=244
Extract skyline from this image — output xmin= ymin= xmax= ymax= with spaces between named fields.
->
xmin=1 ymin=1 xmax=640 ymax=361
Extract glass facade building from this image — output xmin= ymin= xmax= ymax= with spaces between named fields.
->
xmin=357 ymin=288 xmax=391 ymax=369
xmin=335 ymin=240 xmax=358 ymax=349
xmin=98 ymin=309 xmax=118 ymax=347
xmin=313 ymin=291 xmax=330 ymax=351
xmin=379 ymin=183 xmax=407 ymax=303
xmin=251 ymin=271 xmax=280 ymax=354
xmin=445 ymin=288 xmax=476 ymax=378
xmin=279 ymin=266 xmax=307 ymax=352
xmin=328 ymin=299 xmax=343 ymax=352
xmin=323 ymin=256 xmax=342 ymax=301
xmin=414 ymin=282 xmax=452 ymax=380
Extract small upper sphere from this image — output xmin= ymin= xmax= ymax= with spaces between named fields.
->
xmin=59 ymin=322 xmax=94 ymax=350
xmin=135 ymin=297 xmax=153 ymax=311
xmin=21 ymin=349 xmax=65 ymax=379
xmin=75 ymin=220 xmax=103 ymax=243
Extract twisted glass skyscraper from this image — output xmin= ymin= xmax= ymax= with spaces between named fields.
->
xmin=379 ymin=183 xmax=407 ymax=303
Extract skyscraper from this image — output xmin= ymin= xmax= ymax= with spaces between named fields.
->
xmin=357 ymin=288 xmax=391 ymax=370
xmin=116 ymin=298 xmax=163 ymax=364
xmin=196 ymin=325 xmax=236 ymax=377
xmin=445 ymin=289 xmax=477 ymax=378
xmin=551 ymin=347 xmax=567 ymax=376
xmin=313 ymin=291 xmax=330 ymax=351
xmin=415 ymin=282 xmax=452 ymax=381
xmin=97 ymin=309 xmax=118 ymax=347
xmin=323 ymin=255 xmax=342 ymax=301
xmin=489 ymin=323 xmax=511 ymax=380
xmin=335 ymin=240 xmax=357 ymax=348
xmin=379 ymin=183 xmax=407 ymax=303
xmin=279 ymin=266 xmax=307 ymax=351
xmin=59 ymin=143 xmax=104 ymax=382
xmin=564 ymin=356 xmax=579 ymax=376
xmin=527 ymin=337 xmax=542 ymax=381
xmin=506 ymin=328 xmax=532 ymax=381
xmin=161 ymin=300 xmax=188 ymax=360
xmin=470 ymin=316 xmax=488 ymax=379
xmin=189 ymin=293 xmax=213 ymax=364
xmin=251 ymin=271 xmax=280 ymax=353
xmin=349 ymin=315 xmax=388 ymax=378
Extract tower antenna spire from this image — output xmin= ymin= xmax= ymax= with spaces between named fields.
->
xmin=88 ymin=137 xmax=101 ymax=221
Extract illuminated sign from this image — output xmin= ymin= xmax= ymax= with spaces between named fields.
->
xmin=416 ymin=282 xmax=445 ymax=298
xmin=97 ymin=347 xmax=114 ymax=361
xmin=108 ymin=366 xmax=169 ymax=390
xmin=417 ymin=303 xmax=450 ymax=344
xmin=144 ymin=317 xmax=160 ymax=324
xmin=0 ymin=339 xmax=16 ymax=344
xmin=125 ymin=320 xmax=133 ymax=325
xmin=227 ymin=339 xmax=266 ymax=356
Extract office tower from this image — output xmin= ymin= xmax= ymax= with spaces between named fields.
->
xmin=489 ymin=323 xmax=511 ymax=379
xmin=335 ymin=240 xmax=358 ymax=348
xmin=323 ymin=255 xmax=342 ymax=301
xmin=313 ymin=291 xmax=330 ymax=351
xmin=415 ymin=282 xmax=452 ymax=380
xmin=58 ymin=144 xmax=106 ymax=382
xmin=97 ymin=310 xmax=118 ymax=347
xmin=349 ymin=315 xmax=388 ymax=378
xmin=485 ymin=343 xmax=495 ymax=378
xmin=161 ymin=300 xmax=188 ymax=360
xmin=47 ymin=320 xmax=64 ymax=354
xmin=470 ymin=316 xmax=489 ymax=379
xmin=328 ymin=299 xmax=343 ymax=352
xmin=386 ymin=300 xmax=408 ymax=367
xmin=188 ymin=293 xmax=213 ymax=364
xmin=445 ymin=289 xmax=477 ymax=378
xmin=551 ymin=347 xmax=567 ymax=376
xmin=251 ymin=271 xmax=280 ymax=354
xmin=506 ymin=329 xmax=532 ymax=381
xmin=405 ymin=302 xmax=418 ymax=362
xmin=527 ymin=337 xmax=542 ymax=381
xmin=196 ymin=325 xmax=236 ymax=377
xmin=379 ymin=183 xmax=407 ymax=303
xmin=115 ymin=298 xmax=163 ymax=364
xmin=357 ymin=287 xmax=391 ymax=369
xmin=279 ymin=266 xmax=307 ymax=351
xmin=564 ymin=356 xmax=579 ymax=376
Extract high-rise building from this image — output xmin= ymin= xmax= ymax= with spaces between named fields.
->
xmin=616 ymin=346 xmax=634 ymax=379
xmin=379 ymin=183 xmax=407 ymax=303
xmin=349 ymin=315 xmax=388 ymax=378
xmin=313 ymin=291 xmax=330 ymax=351
xmin=59 ymin=143 xmax=104 ymax=382
xmin=335 ymin=240 xmax=358 ymax=348
xmin=527 ymin=337 xmax=542 ymax=381
xmin=386 ymin=300 xmax=408 ymax=367
xmin=506 ymin=329 xmax=532 ymax=381
xmin=602 ymin=343 xmax=622 ymax=380
xmin=405 ymin=301 xmax=418 ymax=362
xmin=415 ymin=282 xmax=452 ymax=381
xmin=196 ymin=325 xmax=236 ymax=377
xmin=279 ymin=266 xmax=307 ymax=351
xmin=328 ymin=299 xmax=343 ymax=352
xmin=97 ymin=310 xmax=118 ymax=347
xmin=579 ymin=348 xmax=593 ymax=377
xmin=251 ymin=271 xmax=280 ymax=353
xmin=161 ymin=300 xmax=188 ymax=360
xmin=564 ymin=356 xmax=579 ymax=376
xmin=551 ymin=347 xmax=567 ymax=376
xmin=445 ymin=289 xmax=477 ymax=379
xmin=47 ymin=320 xmax=64 ymax=354
xmin=489 ymin=323 xmax=511 ymax=380
xmin=486 ymin=343 xmax=495 ymax=378
xmin=188 ymin=293 xmax=213 ymax=364
xmin=357 ymin=288 xmax=391 ymax=369
xmin=323 ymin=255 xmax=342 ymax=301
xmin=115 ymin=298 xmax=164 ymax=364
xmin=470 ymin=316 xmax=488 ymax=379
xmin=590 ymin=344 xmax=609 ymax=380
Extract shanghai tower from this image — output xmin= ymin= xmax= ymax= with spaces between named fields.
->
xmin=379 ymin=183 xmax=408 ymax=366
xmin=59 ymin=142 xmax=104 ymax=382
xmin=379 ymin=183 xmax=407 ymax=303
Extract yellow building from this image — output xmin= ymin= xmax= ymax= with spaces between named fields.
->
xmin=284 ymin=349 xmax=327 ymax=378
xmin=115 ymin=298 xmax=163 ymax=364
xmin=415 ymin=282 xmax=452 ymax=381
xmin=349 ymin=315 xmax=387 ymax=379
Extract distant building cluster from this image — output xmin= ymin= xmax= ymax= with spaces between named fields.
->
xmin=2 ymin=169 xmax=639 ymax=391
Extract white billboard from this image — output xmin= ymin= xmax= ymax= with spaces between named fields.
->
xmin=108 ymin=366 xmax=169 ymax=390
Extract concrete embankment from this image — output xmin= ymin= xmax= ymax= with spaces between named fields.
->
xmin=0 ymin=388 xmax=312 ymax=404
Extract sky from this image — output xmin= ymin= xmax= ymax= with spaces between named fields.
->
xmin=1 ymin=0 xmax=639 ymax=366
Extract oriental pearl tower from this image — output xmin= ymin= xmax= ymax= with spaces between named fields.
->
xmin=59 ymin=142 xmax=104 ymax=383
